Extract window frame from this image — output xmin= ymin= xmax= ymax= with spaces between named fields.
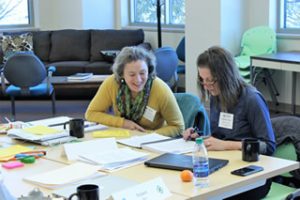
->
xmin=277 ymin=0 xmax=300 ymax=34
xmin=129 ymin=0 xmax=185 ymax=29
xmin=0 ymin=0 xmax=34 ymax=29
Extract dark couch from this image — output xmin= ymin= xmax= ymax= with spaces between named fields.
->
xmin=0 ymin=29 xmax=150 ymax=98
xmin=0 ymin=29 xmax=148 ymax=76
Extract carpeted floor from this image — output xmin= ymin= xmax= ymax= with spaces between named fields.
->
xmin=0 ymin=100 xmax=90 ymax=122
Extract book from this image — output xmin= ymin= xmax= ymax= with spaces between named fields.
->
xmin=67 ymin=73 xmax=93 ymax=80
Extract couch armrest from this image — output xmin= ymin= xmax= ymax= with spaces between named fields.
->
xmin=138 ymin=42 xmax=152 ymax=51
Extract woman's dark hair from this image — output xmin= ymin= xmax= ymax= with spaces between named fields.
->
xmin=196 ymin=46 xmax=247 ymax=111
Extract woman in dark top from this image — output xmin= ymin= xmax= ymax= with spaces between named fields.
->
xmin=183 ymin=46 xmax=275 ymax=199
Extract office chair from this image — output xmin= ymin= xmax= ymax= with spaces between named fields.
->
xmin=174 ymin=93 xmax=210 ymax=136
xmin=263 ymin=116 xmax=300 ymax=200
xmin=235 ymin=26 xmax=279 ymax=108
xmin=154 ymin=46 xmax=179 ymax=91
xmin=0 ymin=52 xmax=56 ymax=120
xmin=176 ymin=37 xmax=185 ymax=74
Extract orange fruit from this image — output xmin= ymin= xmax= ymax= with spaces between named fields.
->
xmin=180 ymin=169 xmax=193 ymax=182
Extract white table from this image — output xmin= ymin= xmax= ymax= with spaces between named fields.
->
xmin=251 ymin=52 xmax=300 ymax=114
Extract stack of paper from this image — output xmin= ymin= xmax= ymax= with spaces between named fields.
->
xmin=64 ymin=138 xmax=149 ymax=171
xmin=67 ymin=73 xmax=93 ymax=81
xmin=7 ymin=126 xmax=68 ymax=142
xmin=117 ymin=133 xmax=171 ymax=148
xmin=23 ymin=162 xmax=105 ymax=189
xmin=79 ymin=148 xmax=149 ymax=171
xmin=142 ymin=138 xmax=195 ymax=154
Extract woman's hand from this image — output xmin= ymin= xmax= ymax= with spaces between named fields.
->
xmin=123 ymin=119 xmax=145 ymax=132
xmin=204 ymin=136 xmax=242 ymax=151
xmin=182 ymin=127 xmax=199 ymax=140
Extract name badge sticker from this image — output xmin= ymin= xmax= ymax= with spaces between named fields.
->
xmin=218 ymin=112 xmax=234 ymax=129
xmin=143 ymin=106 xmax=157 ymax=122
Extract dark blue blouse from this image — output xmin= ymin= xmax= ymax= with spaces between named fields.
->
xmin=210 ymin=86 xmax=276 ymax=155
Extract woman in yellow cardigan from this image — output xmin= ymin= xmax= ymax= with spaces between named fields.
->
xmin=85 ymin=46 xmax=184 ymax=137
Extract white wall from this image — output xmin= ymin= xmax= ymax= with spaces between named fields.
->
xmin=185 ymin=0 xmax=246 ymax=95
xmin=185 ymin=0 xmax=300 ymax=107
xmin=36 ymin=0 xmax=114 ymax=30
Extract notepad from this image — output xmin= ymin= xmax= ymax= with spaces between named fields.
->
xmin=92 ymin=129 xmax=130 ymax=138
xmin=0 ymin=145 xmax=33 ymax=161
xmin=23 ymin=125 xmax=61 ymax=135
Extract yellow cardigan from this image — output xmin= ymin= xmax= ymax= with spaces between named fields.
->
xmin=85 ymin=75 xmax=184 ymax=137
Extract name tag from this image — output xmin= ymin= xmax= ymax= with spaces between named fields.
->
xmin=143 ymin=106 xmax=156 ymax=122
xmin=218 ymin=112 xmax=234 ymax=129
xmin=111 ymin=177 xmax=171 ymax=200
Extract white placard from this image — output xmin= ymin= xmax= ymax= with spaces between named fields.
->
xmin=111 ymin=177 xmax=171 ymax=200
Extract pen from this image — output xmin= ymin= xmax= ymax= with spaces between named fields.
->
xmin=20 ymin=150 xmax=47 ymax=156
xmin=4 ymin=117 xmax=11 ymax=123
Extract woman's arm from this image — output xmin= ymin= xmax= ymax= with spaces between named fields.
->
xmin=85 ymin=76 xmax=124 ymax=127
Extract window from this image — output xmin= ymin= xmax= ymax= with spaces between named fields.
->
xmin=130 ymin=0 xmax=185 ymax=28
xmin=277 ymin=0 xmax=300 ymax=34
xmin=0 ymin=0 xmax=33 ymax=28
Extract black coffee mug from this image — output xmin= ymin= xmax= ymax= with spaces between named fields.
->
xmin=242 ymin=138 xmax=260 ymax=162
xmin=64 ymin=119 xmax=84 ymax=138
xmin=68 ymin=184 xmax=99 ymax=200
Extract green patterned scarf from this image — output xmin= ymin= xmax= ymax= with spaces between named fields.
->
xmin=117 ymin=78 xmax=153 ymax=123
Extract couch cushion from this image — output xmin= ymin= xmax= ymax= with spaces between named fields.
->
xmin=90 ymin=29 xmax=144 ymax=61
xmin=32 ymin=31 xmax=51 ymax=62
xmin=49 ymin=30 xmax=90 ymax=62
xmin=46 ymin=61 xmax=89 ymax=76
xmin=85 ymin=62 xmax=113 ymax=74
xmin=0 ymin=32 xmax=33 ymax=64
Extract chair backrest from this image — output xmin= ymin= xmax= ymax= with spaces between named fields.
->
xmin=271 ymin=116 xmax=300 ymax=179
xmin=240 ymin=26 xmax=277 ymax=56
xmin=176 ymin=37 xmax=185 ymax=62
xmin=4 ymin=52 xmax=46 ymax=88
xmin=154 ymin=46 xmax=178 ymax=87
xmin=174 ymin=93 xmax=210 ymax=135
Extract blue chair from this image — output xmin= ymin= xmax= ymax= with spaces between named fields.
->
xmin=176 ymin=37 xmax=185 ymax=74
xmin=0 ymin=52 xmax=56 ymax=120
xmin=154 ymin=46 xmax=179 ymax=91
xmin=174 ymin=93 xmax=210 ymax=136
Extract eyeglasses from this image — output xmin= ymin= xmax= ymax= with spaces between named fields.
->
xmin=199 ymin=78 xmax=217 ymax=86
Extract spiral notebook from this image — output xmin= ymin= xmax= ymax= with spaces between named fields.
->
xmin=144 ymin=153 xmax=229 ymax=174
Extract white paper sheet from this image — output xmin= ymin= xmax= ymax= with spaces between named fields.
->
xmin=23 ymin=162 xmax=105 ymax=189
xmin=64 ymin=138 xmax=118 ymax=161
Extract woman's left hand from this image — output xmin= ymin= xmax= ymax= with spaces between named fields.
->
xmin=204 ymin=137 xmax=227 ymax=151
xmin=204 ymin=136 xmax=242 ymax=151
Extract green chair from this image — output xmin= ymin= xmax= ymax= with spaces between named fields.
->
xmin=235 ymin=26 xmax=279 ymax=108
xmin=263 ymin=143 xmax=299 ymax=200
xmin=263 ymin=117 xmax=300 ymax=200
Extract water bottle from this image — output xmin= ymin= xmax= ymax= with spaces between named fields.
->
xmin=193 ymin=137 xmax=209 ymax=188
